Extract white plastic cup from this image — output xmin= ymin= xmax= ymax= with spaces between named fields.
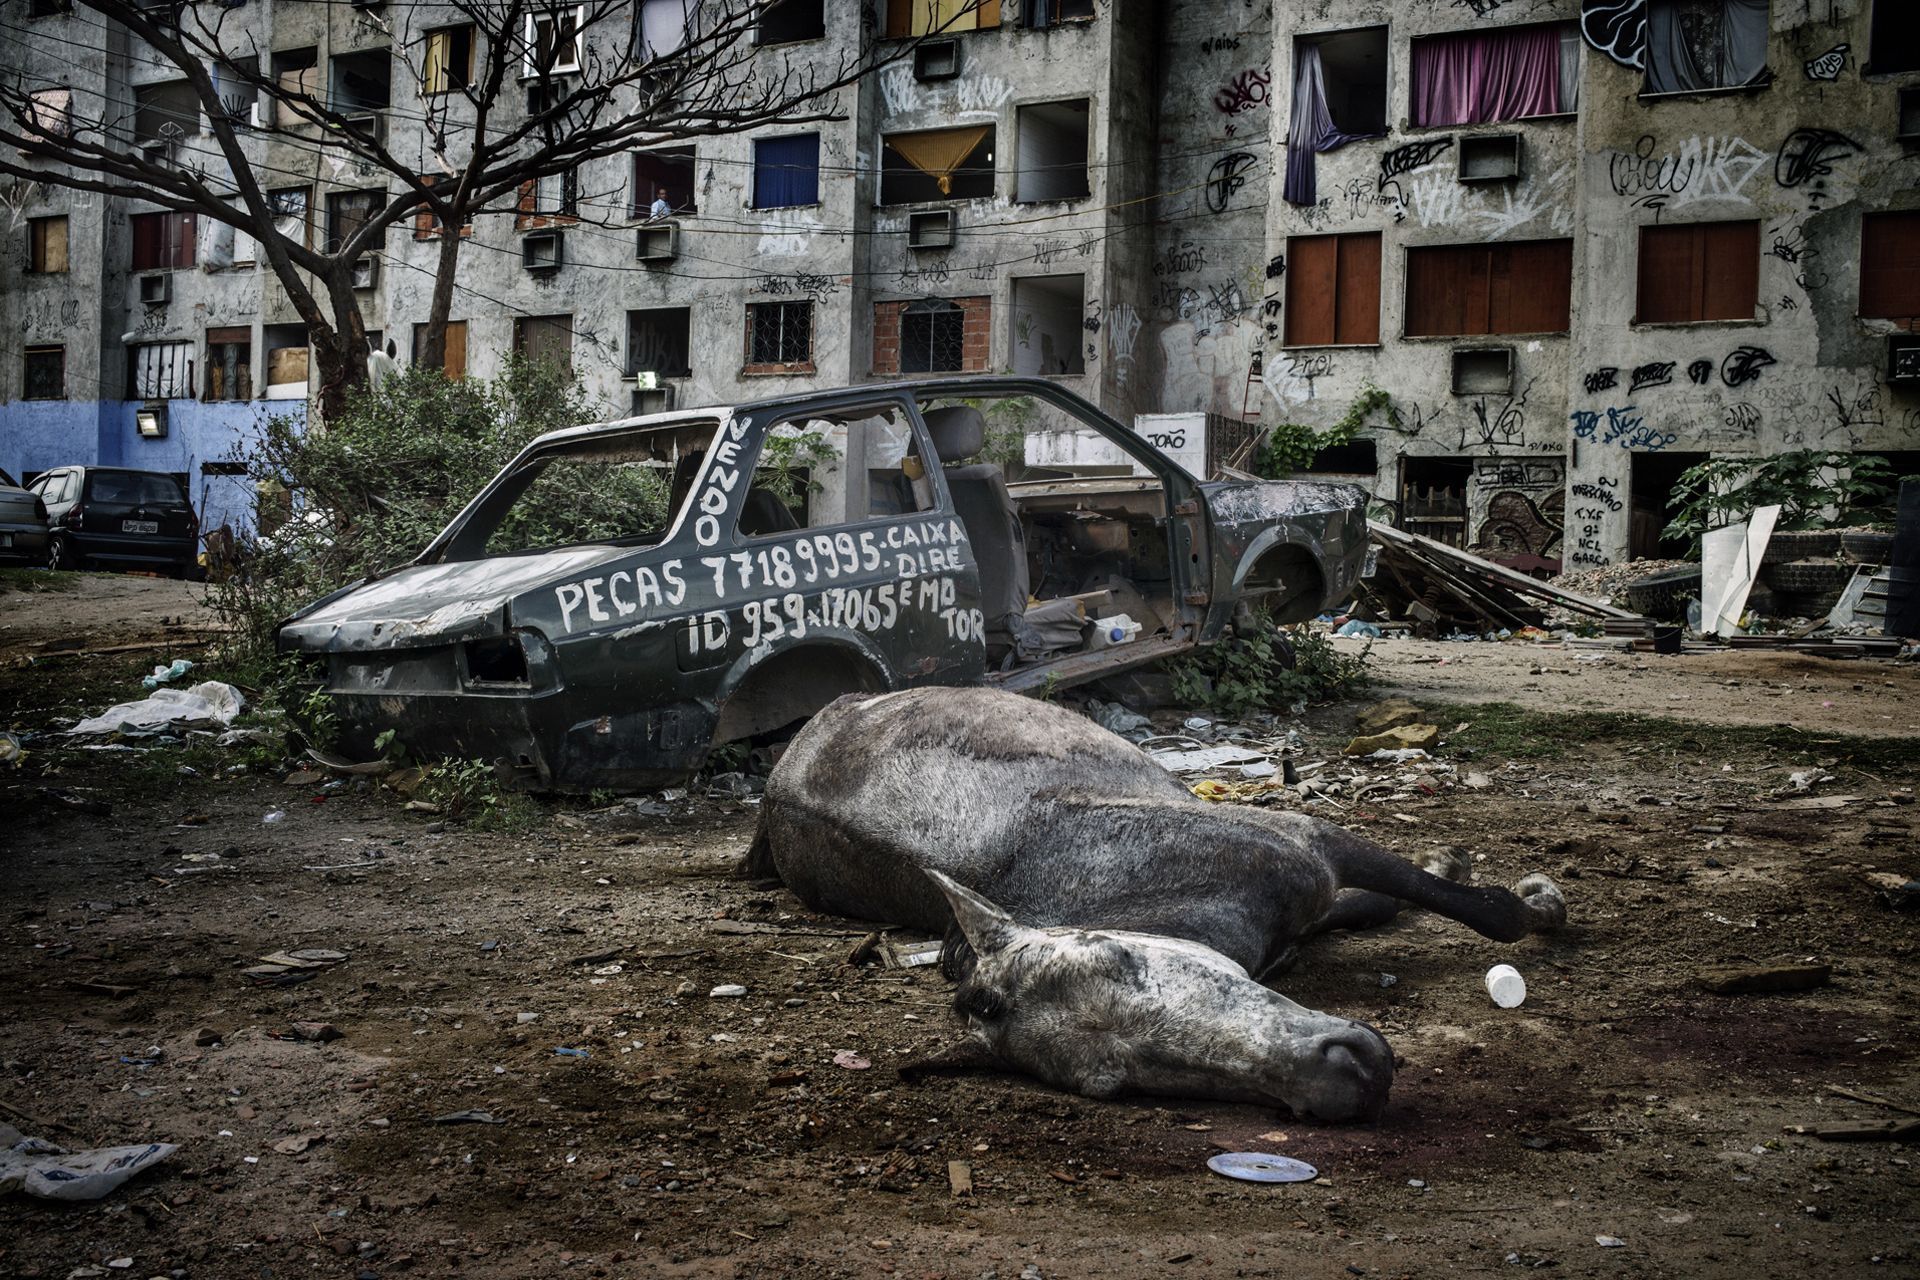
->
xmin=1485 ymin=964 xmax=1527 ymax=1008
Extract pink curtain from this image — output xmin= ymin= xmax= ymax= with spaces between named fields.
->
xmin=1411 ymin=26 xmax=1563 ymax=128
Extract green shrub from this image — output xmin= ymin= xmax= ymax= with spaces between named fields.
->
xmin=1163 ymin=616 xmax=1372 ymax=718
xmin=1661 ymin=451 xmax=1899 ymax=556
xmin=1253 ymin=384 xmax=1395 ymax=479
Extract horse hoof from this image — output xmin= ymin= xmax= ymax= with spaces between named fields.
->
xmin=1514 ymin=873 xmax=1567 ymax=929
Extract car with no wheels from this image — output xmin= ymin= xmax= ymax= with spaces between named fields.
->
xmin=276 ymin=378 xmax=1366 ymax=792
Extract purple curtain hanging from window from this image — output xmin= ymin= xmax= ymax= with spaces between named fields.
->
xmin=1410 ymin=26 xmax=1564 ymax=128
xmin=1284 ymin=43 xmax=1383 ymax=207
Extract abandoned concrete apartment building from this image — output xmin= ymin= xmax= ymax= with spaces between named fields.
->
xmin=3 ymin=0 xmax=1918 ymax=565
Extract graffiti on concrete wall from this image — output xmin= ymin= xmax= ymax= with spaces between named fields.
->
xmin=1774 ymin=127 xmax=1858 ymax=210
xmin=1803 ymin=44 xmax=1849 ymax=81
xmin=1580 ymin=0 xmax=1646 ymax=70
xmin=1607 ymin=134 xmax=1769 ymax=212
xmin=1471 ymin=456 xmax=1564 ymax=562
xmin=1212 ymin=67 xmax=1271 ymax=116
xmin=1570 ymin=404 xmax=1678 ymax=451
xmin=1205 ymin=151 xmax=1259 ymax=214
xmin=1567 ymin=474 xmax=1623 ymax=567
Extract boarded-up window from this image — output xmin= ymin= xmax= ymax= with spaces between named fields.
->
xmin=1406 ymin=238 xmax=1573 ymax=336
xmin=28 ymin=87 xmax=72 ymax=138
xmin=412 ymin=320 xmax=469 ymax=378
xmin=514 ymin=314 xmax=573 ymax=374
xmin=1860 ymin=210 xmax=1920 ymax=320
xmin=128 ymin=341 xmax=195 ymax=399
xmin=29 ymin=215 xmax=68 ymax=273
xmin=1284 ymin=232 xmax=1381 ymax=346
xmin=886 ymin=0 xmax=1000 ymax=38
xmin=205 ymin=327 xmax=252 ymax=401
xmin=1634 ymin=222 xmax=1757 ymax=324
xmin=130 ymin=211 xmax=196 ymax=270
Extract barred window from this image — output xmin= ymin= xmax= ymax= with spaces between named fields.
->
xmin=748 ymin=301 xmax=812 ymax=366
xmin=901 ymin=299 xmax=964 ymax=373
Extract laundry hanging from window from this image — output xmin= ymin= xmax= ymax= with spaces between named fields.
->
xmin=1283 ymin=37 xmax=1387 ymax=207
xmin=1644 ymin=0 xmax=1771 ymax=94
xmin=1410 ymin=24 xmax=1578 ymax=127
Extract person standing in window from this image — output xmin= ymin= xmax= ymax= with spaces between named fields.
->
xmin=649 ymin=194 xmax=671 ymax=220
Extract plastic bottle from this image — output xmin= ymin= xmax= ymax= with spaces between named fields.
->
xmin=1484 ymin=963 xmax=1526 ymax=1008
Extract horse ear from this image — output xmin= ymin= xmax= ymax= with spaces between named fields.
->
xmin=925 ymin=869 xmax=1024 ymax=957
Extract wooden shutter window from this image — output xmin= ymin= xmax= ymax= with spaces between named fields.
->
xmin=1636 ymin=222 xmax=1758 ymax=324
xmin=1284 ymin=232 xmax=1380 ymax=346
xmin=1406 ymin=239 xmax=1572 ymax=336
xmin=1860 ymin=211 xmax=1920 ymax=320
xmin=443 ymin=320 xmax=469 ymax=378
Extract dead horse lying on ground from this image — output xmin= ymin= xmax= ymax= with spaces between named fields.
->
xmin=741 ymin=686 xmax=1566 ymax=1123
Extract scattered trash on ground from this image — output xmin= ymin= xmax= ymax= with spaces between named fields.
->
xmin=141 ymin=658 xmax=195 ymax=689
xmin=1205 ymin=1152 xmax=1319 ymax=1184
xmin=432 ymin=1110 xmax=504 ymax=1125
xmin=0 ymin=1125 xmax=177 ymax=1201
xmin=1485 ymin=964 xmax=1527 ymax=1008
xmin=67 ymin=681 xmax=244 ymax=736
xmin=832 ymin=1050 xmax=871 ymax=1070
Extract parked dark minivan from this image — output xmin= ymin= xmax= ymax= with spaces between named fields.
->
xmin=29 ymin=466 xmax=199 ymax=576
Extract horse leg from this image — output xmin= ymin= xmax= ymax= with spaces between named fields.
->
xmin=1317 ymin=826 xmax=1566 ymax=943
xmin=1313 ymin=848 xmax=1475 ymax=935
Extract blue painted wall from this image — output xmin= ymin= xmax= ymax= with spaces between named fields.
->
xmin=0 ymin=397 xmax=303 ymax=536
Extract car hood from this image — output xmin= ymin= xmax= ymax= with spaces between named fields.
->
xmin=1202 ymin=478 xmax=1367 ymax=525
xmin=278 ymin=547 xmax=630 ymax=652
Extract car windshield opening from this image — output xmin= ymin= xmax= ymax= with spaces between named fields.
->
xmin=455 ymin=419 xmax=722 ymax=560
xmin=87 ymin=472 xmax=187 ymax=505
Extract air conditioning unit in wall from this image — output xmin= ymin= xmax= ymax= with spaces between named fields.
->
xmin=522 ymin=230 xmax=565 ymax=272
xmin=908 ymin=209 xmax=955 ymax=250
xmin=1889 ymin=335 xmax=1920 ymax=385
xmin=1457 ymin=133 xmax=1523 ymax=183
xmin=914 ymin=39 xmax=960 ymax=81
xmin=340 ymin=110 xmax=386 ymax=145
xmin=635 ymin=223 xmax=678 ymax=263
xmin=629 ymin=382 xmax=678 ymax=415
xmin=137 ymin=273 xmax=171 ymax=305
xmin=1451 ymin=346 xmax=1514 ymax=395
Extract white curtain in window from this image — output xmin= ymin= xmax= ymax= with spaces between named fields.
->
xmin=131 ymin=342 xmax=195 ymax=399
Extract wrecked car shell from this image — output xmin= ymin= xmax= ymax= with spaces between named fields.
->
xmin=277 ymin=378 xmax=1366 ymax=792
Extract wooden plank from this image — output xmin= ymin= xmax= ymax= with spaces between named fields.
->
xmin=1370 ymin=522 xmax=1639 ymax=619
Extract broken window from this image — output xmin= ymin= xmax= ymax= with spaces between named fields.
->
xmin=211 ymin=57 xmax=260 ymax=127
xmin=272 ymin=48 xmax=319 ymax=126
xmin=28 ymin=215 xmax=68 ymax=273
xmin=1411 ymin=23 xmax=1579 ymax=126
xmin=325 ymin=189 xmax=385 ymax=255
xmin=412 ymin=321 xmax=469 ymax=378
xmin=633 ymin=147 xmax=696 ymax=215
xmin=204 ymin=327 xmax=252 ymax=402
xmin=28 ymin=87 xmax=72 ymax=139
xmin=748 ymin=406 xmax=934 ymax=535
xmin=880 ymin=126 xmax=993 ymax=204
xmin=1015 ymin=100 xmax=1089 ymax=203
xmin=1009 ymin=274 xmax=1085 ymax=376
xmin=1399 ymin=457 xmax=1471 ymax=547
xmin=885 ymin=0 xmax=1001 ymax=38
xmin=757 ymin=0 xmax=824 ymax=44
xmin=134 ymin=80 xmax=197 ymax=144
xmin=518 ymin=170 xmax=579 ymax=226
xmin=628 ymin=308 xmax=693 ymax=378
xmin=128 ymin=341 xmax=195 ymax=399
xmin=1871 ymin=1 xmax=1920 ymax=74
xmin=130 ymin=211 xmax=196 ymax=270
xmin=1859 ymin=211 xmax=1920 ymax=320
xmin=1023 ymin=0 xmax=1094 ymax=28
xmin=413 ymin=175 xmax=472 ymax=239
xmin=1284 ymin=27 xmax=1388 ymax=205
xmin=1284 ymin=232 xmax=1380 ymax=346
xmin=514 ymin=313 xmax=575 ymax=374
xmin=1634 ymin=221 xmax=1757 ymax=324
xmin=201 ymin=207 xmax=257 ymax=270
xmin=269 ymin=186 xmax=312 ymax=248
xmin=423 ymin=25 xmax=475 ymax=95
xmin=330 ymin=49 xmax=391 ymax=113
xmin=1643 ymin=0 xmax=1771 ymax=94
xmin=1406 ymin=239 xmax=1573 ymax=336
xmin=525 ymin=6 xmax=585 ymax=75
xmin=747 ymin=301 xmax=813 ymax=368
xmin=23 ymin=345 xmax=64 ymax=400
xmin=27 ymin=0 xmax=71 ymax=17
xmin=753 ymin=134 xmax=820 ymax=209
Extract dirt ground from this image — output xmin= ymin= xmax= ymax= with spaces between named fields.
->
xmin=2 ymin=577 xmax=1917 ymax=1279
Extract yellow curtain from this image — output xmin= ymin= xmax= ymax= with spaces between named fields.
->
xmin=424 ymin=31 xmax=449 ymax=95
xmin=888 ymin=125 xmax=991 ymax=195
xmin=912 ymin=0 xmax=975 ymax=34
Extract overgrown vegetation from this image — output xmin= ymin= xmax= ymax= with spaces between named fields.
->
xmin=1662 ymin=451 xmax=1901 ymax=556
xmin=1253 ymin=383 xmax=1395 ymax=478
xmin=1164 ymin=615 xmax=1372 ymax=718
xmin=209 ymin=359 xmax=617 ymax=676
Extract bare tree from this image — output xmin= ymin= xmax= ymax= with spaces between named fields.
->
xmin=0 ymin=0 xmax=974 ymax=416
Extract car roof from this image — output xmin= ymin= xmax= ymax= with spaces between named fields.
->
xmin=516 ymin=375 xmax=1096 ymax=454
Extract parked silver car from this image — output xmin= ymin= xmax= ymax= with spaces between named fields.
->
xmin=0 ymin=469 xmax=51 ymax=567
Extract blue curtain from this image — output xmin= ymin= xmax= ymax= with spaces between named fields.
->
xmin=755 ymin=134 xmax=820 ymax=208
xmin=1644 ymin=0 xmax=1770 ymax=93
xmin=1283 ymin=43 xmax=1384 ymax=207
